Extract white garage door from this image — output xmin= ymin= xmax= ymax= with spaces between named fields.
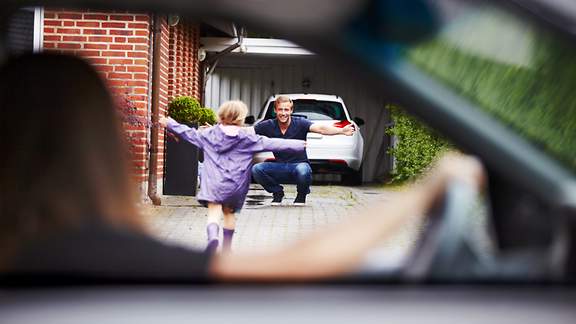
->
xmin=204 ymin=55 xmax=392 ymax=182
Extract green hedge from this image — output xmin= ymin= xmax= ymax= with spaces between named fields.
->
xmin=386 ymin=105 xmax=451 ymax=183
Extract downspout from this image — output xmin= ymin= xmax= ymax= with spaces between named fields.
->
xmin=147 ymin=13 xmax=162 ymax=206
xmin=202 ymin=25 xmax=245 ymax=93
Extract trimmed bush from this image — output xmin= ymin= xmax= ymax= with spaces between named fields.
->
xmin=168 ymin=96 xmax=217 ymax=126
xmin=167 ymin=96 xmax=201 ymax=124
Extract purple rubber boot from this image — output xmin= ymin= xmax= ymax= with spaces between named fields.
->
xmin=205 ymin=223 xmax=220 ymax=254
xmin=222 ymin=228 xmax=235 ymax=253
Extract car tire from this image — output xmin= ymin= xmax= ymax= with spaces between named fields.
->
xmin=342 ymin=165 xmax=363 ymax=186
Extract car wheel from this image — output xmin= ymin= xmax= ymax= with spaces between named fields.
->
xmin=342 ymin=165 xmax=363 ymax=186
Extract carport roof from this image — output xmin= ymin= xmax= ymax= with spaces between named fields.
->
xmin=201 ymin=37 xmax=314 ymax=56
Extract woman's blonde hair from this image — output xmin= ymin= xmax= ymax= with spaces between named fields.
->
xmin=217 ymin=100 xmax=248 ymax=126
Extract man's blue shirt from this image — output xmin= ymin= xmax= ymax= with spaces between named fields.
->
xmin=254 ymin=117 xmax=312 ymax=163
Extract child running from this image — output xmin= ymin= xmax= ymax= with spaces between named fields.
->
xmin=159 ymin=100 xmax=305 ymax=253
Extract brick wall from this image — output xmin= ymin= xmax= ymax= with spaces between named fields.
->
xmin=44 ymin=9 xmax=152 ymax=183
xmin=168 ymin=21 xmax=202 ymax=100
xmin=43 ymin=10 xmax=202 ymax=187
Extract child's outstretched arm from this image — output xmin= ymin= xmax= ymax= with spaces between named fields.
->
xmin=257 ymin=136 xmax=306 ymax=153
xmin=159 ymin=116 xmax=203 ymax=148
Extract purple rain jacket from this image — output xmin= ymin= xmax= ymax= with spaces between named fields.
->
xmin=166 ymin=118 xmax=306 ymax=211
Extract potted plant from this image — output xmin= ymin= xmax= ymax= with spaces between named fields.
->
xmin=163 ymin=96 xmax=216 ymax=196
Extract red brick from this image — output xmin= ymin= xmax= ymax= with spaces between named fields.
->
xmin=132 ymin=88 xmax=148 ymax=94
xmin=126 ymin=95 xmax=147 ymax=102
xmin=108 ymin=80 xmax=129 ymax=87
xmin=109 ymin=72 xmax=132 ymax=79
xmin=83 ymin=29 xmax=107 ymax=35
xmin=127 ymin=66 xmax=148 ymax=73
xmin=88 ymin=57 xmax=108 ymax=64
xmin=127 ymin=37 xmax=148 ymax=44
xmin=109 ymin=58 xmax=133 ymax=65
xmin=44 ymin=43 xmax=56 ymax=49
xmin=102 ymin=51 xmax=126 ymax=57
xmin=95 ymin=66 xmax=114 ymax=73
xmin=135 ymin=15 xmax=149 ymax=22
xmin=133 ymin=73 xmax=148 ymax=80
xmin=110 ymin=30 xmax=133 ymax=36
xmin=63 ymin=21 xmax=75 ymax=27
xmin=88 ymin=36 xmax=113 ymax=42
xmin=134 ymin=59 xmax=148 ymax=65
xmin=57 ymin=28 xmax=81 ymax=34
xmin=57 ymin=43 xmax=81 ymax=49
xmin=76 ymin=50 xmax=100 ymax=57
xmin=44 ymin=27 xmax=55 ymax=33
xmin=110 ymin=15 xmax=135 ymax=21
xmin=76 ymin=21 xmax=100 ymax=28
xmin=44 ymin=35 xmax=61 ymax=41
xmin=84 ymin=43 xmax=107 ymax=50
xmin=128 ymin=51 xmax=147 ymax=58
xmin=135 ymin=30 xmax=148 ymax=37
xmin=134 ymin=45 xmax=148 ymax=51
xmin=110 ymin=44 xmax=133 ymax=50
xmin=114 ymin=66 xmax=127 ymax=72
xmin=128 ymin=23 xmax=148 ymax=29
xmin=84 ymin=14 xmax=108 ymax=20
xmin=102 ymin=22 xmax=126 ymax=28
xmin=58 ymin=13 xmax=82 ymax=19
xmin=63 ymin=36 xmax=87 ymax=42
xmin=114 ymin=37 xmax=127 ymax=43
xmin=125 ymin=81 xmax=147 ymax=87
xmin=44 ymin=20 xmax=62 ymax=26
xmin=45 ymin=12 xmax=56 ymax=19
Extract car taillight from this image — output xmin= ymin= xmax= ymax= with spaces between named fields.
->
xmin=265 ymin=158 xmax=276 ymax=162
xmin=333 ymin=120 xmax=350 ymax=128
xmin=329 ymin=159 xmax=348 ymax=166
xmin=333 ymin=120 xmax=355 ymax=130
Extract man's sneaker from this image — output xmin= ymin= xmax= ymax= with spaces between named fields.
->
xmin=293 ymin=193 xmax=306 ymax=206
xmin=271 ymin=191 xmax=284 ymax=205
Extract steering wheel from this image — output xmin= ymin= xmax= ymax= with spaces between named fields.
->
xmin=402 ymin=180 xmax=496 ymax=282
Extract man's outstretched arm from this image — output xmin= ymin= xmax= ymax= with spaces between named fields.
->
xmin=309 ymin=123 xmax=354 ymax=136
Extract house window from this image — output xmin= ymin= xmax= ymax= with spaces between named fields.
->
xmin=7 ymin=7 xmax=43 ymax=54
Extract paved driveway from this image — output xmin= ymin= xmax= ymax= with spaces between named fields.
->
xmin=142 ymin=184 xmax=424 ymax=270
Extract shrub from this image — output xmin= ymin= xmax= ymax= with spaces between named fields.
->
xmin=386 ymin=104 xmax=451 ymax=183
xmin=168 ymin=96 xmax=202 ymax=124
xmin=167 ymin=96 xmax=217 ymax=126
xmin=197 ymin=107 xmax=217 ymax=126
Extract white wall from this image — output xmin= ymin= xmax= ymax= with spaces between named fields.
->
xmin=204 ymin=55 xmax=392 ymax=182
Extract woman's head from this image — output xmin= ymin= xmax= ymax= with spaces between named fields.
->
xmin=217 ymin=100 xmax=248 ymax=126
xmin=0 ymin=54 xmax=141 ymax=255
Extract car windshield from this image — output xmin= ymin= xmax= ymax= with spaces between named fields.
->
xmin=263 ymin=99 xmax=347 ymax=121
xmin=3 ymin=0 xmax=576 ymax=286
xmin=404 ymin=0 xmax=576 ymax=173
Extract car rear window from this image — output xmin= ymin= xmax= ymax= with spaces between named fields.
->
xmin=263 ymin=99 xmax=347 ymax=121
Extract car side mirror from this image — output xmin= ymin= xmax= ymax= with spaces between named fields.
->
xmin=245 ymin=115 xmax=255 ymax=125
xmin=353 ymin=117 xmax=365 ymax=126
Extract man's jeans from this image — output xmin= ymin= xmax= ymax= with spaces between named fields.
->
xmin=252 ymin=162 xmax=312 ymax=195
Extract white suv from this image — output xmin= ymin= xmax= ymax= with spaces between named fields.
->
xmin=252 ymin=94 xmax=364 ymax=185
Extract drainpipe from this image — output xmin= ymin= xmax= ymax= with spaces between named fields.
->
xmin=147 ymin=13 xmax=162 ymax=206
xmin=202 ymin=25 xmax=245 ymax=93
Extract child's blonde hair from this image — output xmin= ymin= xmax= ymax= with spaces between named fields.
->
xmin=217 ymin=100 xmax=248 ymax=126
